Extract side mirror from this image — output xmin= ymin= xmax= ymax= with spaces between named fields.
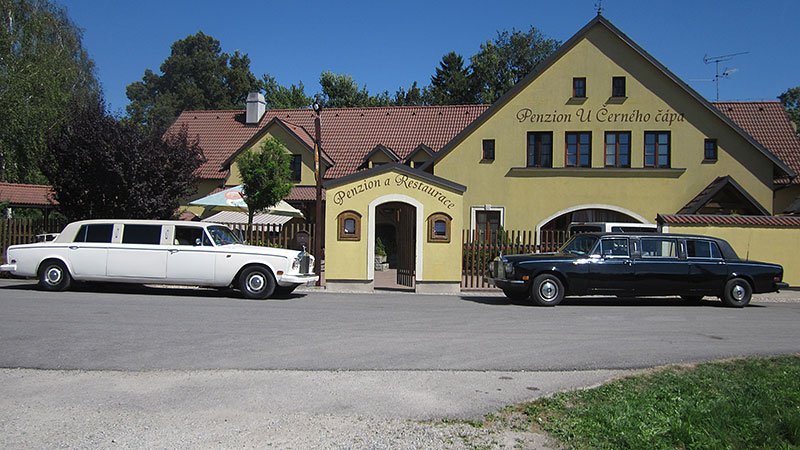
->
xmin=195 ymin=238 xmax=202 ymax=246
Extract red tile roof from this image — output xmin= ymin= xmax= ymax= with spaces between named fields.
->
xmin=714 ymin=101 xmax=800 ymax=184
xmin=168 ymin=105 xmax=490 ymax=180
xmin=658 ymin=214 xmax=800 ymax=227
xmin=286 ymin=186 xmax=324 ymax=202
xmin=0 ymin=182 xmax=56 ymax=207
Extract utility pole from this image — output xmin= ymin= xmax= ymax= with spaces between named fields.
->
xmin=312 ymin=102 xmax=323 ymax=285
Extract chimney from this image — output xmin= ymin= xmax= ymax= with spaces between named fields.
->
xmin=245 ymin=92 xmax=266 ymax=124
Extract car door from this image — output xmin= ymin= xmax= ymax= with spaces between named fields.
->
xmin=587 ymin=237 xmax=634 ymax=295
xmin=632 ymin=236 xmax=687 ymax=296
xmin=684 ymin=238 xmax=728 ymax=294
xmin=68 ymin=223 xmax=113 ymax=277
xmin=106 ymin=224 xmax=168 ymax=279
xmin=166 ymin=225 xmax=216 ymax=283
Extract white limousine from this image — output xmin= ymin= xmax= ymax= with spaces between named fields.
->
xmin=1 ymin=219 xmax=318 ymax=299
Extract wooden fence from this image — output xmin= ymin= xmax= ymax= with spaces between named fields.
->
xmin=216 ymin=222 xmax=316 ymax=252
xmin=0 ymin=218 xmax=68 ymax=263
xmin=461 ymin=229 xmax=570 ymax=289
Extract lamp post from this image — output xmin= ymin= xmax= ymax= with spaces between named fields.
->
xmin=312 ymin=102 xmax=323 ymax=283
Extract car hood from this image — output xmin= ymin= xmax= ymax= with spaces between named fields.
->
xmin=220 ymin=244 xmax=302 ymax=258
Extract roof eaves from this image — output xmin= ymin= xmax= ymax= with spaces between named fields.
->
xmin=323 ymin=162 xmax=467 ymax=193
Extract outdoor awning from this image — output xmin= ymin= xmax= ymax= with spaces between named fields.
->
xmin=188 ymin=185 xmax=303 ymax=218
xmin=202 ymin=211 xmax=295 ymax=226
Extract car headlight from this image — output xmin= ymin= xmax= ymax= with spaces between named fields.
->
xmin=504 ymin=262 xmax=515 ymax=277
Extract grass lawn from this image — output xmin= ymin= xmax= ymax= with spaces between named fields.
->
xmin=495 ymin=355 xmax=800 ymax=449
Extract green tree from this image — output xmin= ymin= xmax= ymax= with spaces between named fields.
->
xmin=428 ymin=52 xmax=475 ymax=105
xmin=261 ymin=74 xmax=312 ymax=109
xmin=237 ymin=137 xmax=293 ymax=235
xmin=125 ymin=32 xmax=261 ymax=135
xmin=393 ymin=81 xmax=429 ymax=106
xmin=0 ymin=0 xmax=100 ymax=183
xmin=41 ymin=100 xmax=204 ymax=220
xmin=470 ymin=27 xmax=560 ymax=104
xmin=317 ymin=71 xmax=392 ymax=107
xmin=779 ymin=86 xmax=800 ymax=132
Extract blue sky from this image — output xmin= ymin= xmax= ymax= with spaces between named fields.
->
xmin=59 ymin=0 xmax=798 ymax=115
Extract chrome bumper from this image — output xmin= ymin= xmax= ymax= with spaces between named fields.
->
xmin=280 ymin=273 xmax=319 ymax=285
xmin=0 ymin=263 xmax=17 ymax=272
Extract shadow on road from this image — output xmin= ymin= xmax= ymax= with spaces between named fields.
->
xmin=0 ymin=280 xmax=307 ymax=301
xmin=460 ymin=295 xmax=764 ymax=308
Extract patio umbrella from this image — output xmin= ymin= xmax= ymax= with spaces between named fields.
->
xmin=189 ymin=185 xmax=303 ymax=218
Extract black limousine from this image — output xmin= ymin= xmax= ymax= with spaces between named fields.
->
xmin=487 ymin=233 xmax=788 ymax=307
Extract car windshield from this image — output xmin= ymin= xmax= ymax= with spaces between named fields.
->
xmin=559 ymin=234 xmax=599 ymax=256
xmin=207 ymin=225 xmax=242 ymax=246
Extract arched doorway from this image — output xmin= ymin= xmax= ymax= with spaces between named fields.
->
xmin=535 ymin=204 xmax=648 ymax=249
xmin=373 ymin=201 xmax=417 ymax=290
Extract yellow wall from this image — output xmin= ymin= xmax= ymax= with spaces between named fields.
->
xmin=227 ymin=125 xmax=319 ymax=187
xmin=325 ymin=168 xmax=464 ymax=283
xmin=663 ymin=224 xmax=800 ymax=286
xmin=434 ymin=23 xmax=776 ymax=235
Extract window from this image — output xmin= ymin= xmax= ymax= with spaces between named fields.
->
xmin=121 ymin=224 xmax=162 ymax=245
xmin=565 ymin=132 xmax=591 ymax=167
xmin=686 ymin=239 xmax=722 ymax=259
xmin=605 ymin=132 xmax=631 ymax=167
xmin=475 ymin=210 xmax=501 ymax=242
xmin=612 ymin=76 xmax=626 ymax=97
xmin=337 ymin=211 xmax=361 ymax=241
xmin=289 ymin=154 xmax=302 ymax=181
xmin=640 ymin=237 xmax=678 ymax=258
xmin=427 ymin=213 xmax=452 ymax=243
xmin=482 ymin=139 xmax=495 ymax=161
xmin=74 ymin=224 xmax=114 ymax=243
xmin=527 ymin=132 xmax=553 ymax=167
xmin=600 ymin=238 xmax=629 ymax=257
xmin=572 ymin=77 xmax=586 ymax=98
xmin=644 ymin=131 xmax=671 ymax=168
xmin=704 ymin=139 xmax=718 ymax=161
xmin=174 ymin=226 xmax=206 ymax=246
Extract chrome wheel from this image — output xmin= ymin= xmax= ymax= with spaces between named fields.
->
xmin=37 ymin=260 xmax=72 ymax=292
xmin=44 ymin=266 xmax=63 ymax=286
xmin=721 ymin=278 xmax=751 ymax=308
xmin=246 ymin=273 xmax=266 ymax=293
xmin=731 ymin=284 xmax=746 ymax=301
xmin=539 ymin=280 xmax=558 ymax=300
xmin=238 ymin=266 xmax=276 ymax=299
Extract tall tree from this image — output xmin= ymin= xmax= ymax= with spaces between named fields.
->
xmin=470 ymin=27 xmax=560 ymax=104
xmin=41 ymin=100 xmax=204 ymax=220
xmin=393 ymin=81 xmax=429 ymax=106
xmin=428 ymin=52 xmax=475 ymax=105
xmin=779 ymin=86 xmax=800 ymax=132
xmin=237 ymin=137 xmax=293 ymax=235
xmin=317 ymin=71 xmax=392 ymax=107
xmin=0 ymin=0 xmax=100 ymax=183
xmin=261 ymin=74 xmax=312 ymax=109
xmin=125 ymin=32 xmax=261 ymax=135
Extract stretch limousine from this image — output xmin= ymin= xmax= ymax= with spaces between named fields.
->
xmin=1 ymin=220 xmax=317 ymax=299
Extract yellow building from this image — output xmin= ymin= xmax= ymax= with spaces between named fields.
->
xmin=169 ymin=15 xmax=800 ymax=293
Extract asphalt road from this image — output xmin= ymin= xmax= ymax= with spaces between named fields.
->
xmin=1 ymin=279 xmax=798 ymax=448
xmin=1 ymin=279 xmax=798 ymax=371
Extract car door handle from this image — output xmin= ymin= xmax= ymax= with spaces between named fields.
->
xmin=169 ymin=249 xmax=179 ymax=254
xmin=624 ymin=260 xmax=633 ymax=266
xmin=69 ymin=246 xmax=78 ymax=250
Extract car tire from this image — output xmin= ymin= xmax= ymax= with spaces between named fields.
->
xmin=530 ymin=274 xmax=564 ymax=307
xmin=502 ymin=288 xmax=529 ymax=301
xmin=681 ymin=295 xmax=704 ymax=302
xmin=721 ymin=278 xmax=752 ymax=308
xmin=239 ymin=266 xmax=276 ymax=300
xmin=273 ymin=284 xmax=298 ymax=297
xmin=38 ymin=260 xmax=72 ymax=292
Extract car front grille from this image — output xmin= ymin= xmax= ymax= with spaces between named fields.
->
xmin=299 ymin=254 xmax=311 ymax=274
xmin=490 ymin=260 xmax=505 ymax=279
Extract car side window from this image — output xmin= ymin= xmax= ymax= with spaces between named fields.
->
xmin=600 ymin=238 xmax=629 ymax=257
xmin=686 ymin=239 xmax=722 ymax=259
xmin=174 ymin=226 xmax=204 ymax=246
xmin=74 ymin=224 xmax=114 ymax=243
xmin=640 ymin=238 xmax=678 ymax=258
xmin=121 ymin=225 xmax=162 ymax=245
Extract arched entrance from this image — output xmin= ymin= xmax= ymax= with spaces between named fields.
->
xmin=373 ymin=201 xmax=417 ymax=290
xmin=535 ymin=204 xmax=649 ymax=248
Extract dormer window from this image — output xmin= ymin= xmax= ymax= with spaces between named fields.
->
xmin=289 ymin=155 xmax=302 ymax=181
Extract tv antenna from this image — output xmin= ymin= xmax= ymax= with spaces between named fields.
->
xmin=703 ymin=51 xmax=748 ymax=101
xmin=595 ymin=0 xmax=603 ymax=15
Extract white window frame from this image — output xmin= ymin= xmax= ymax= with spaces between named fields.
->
xmin=470 ymin=205 xmax=505 ymax=233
